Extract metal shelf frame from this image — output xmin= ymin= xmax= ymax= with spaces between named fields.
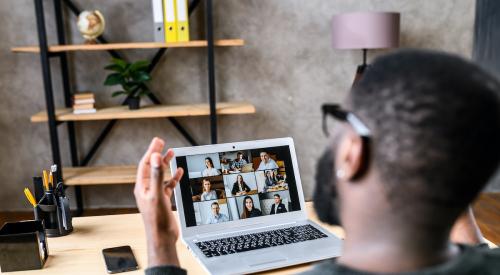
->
xmin=33 ymin=0 xmax=218 ymax=216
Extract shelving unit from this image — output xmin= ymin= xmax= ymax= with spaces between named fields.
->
xmin=11 ymin=39 xmax=244 ymax=53
xmin=15 ymin=0 xmax=253 ymax=215
xmin=64 ymin=165 xmax=172 ymax=186
xmin=30 ymin=102 xmax=256 ymax=122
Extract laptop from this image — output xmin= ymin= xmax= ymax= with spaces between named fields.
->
xmin=170 ymin=137 xmax=342 ymax=274
xmin=240 ymin=163 xmax=254 ymax=173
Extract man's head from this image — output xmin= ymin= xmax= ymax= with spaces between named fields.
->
xmin=237 ymin=152 xmax=243 ymax=160
xmin=315 ymin=49 xmax=500 ymax=230
xmin=211 ymin=202 xmax=220 ymax=216
xmin=274 ymin=194 xmax=281 ymax=204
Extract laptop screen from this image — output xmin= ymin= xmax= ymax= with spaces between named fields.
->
xmin=175 ymin=145 xmax=302 ymax=227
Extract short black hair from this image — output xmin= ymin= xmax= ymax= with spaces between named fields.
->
xmin=350 ymin=49 xmax=500 ymax=215
xmin=274 ymin=194 xmax=281 ymax=198
xmin=211 ymin=202 xmax=219 ymax=207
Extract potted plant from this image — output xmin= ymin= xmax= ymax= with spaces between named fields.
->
xmin=103 ymin=58 xmax=151 ymax=110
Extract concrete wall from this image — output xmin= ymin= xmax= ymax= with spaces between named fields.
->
xmin=1 ymin=0 xmax=495 ymax=211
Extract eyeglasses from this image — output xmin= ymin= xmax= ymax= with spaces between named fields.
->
xmin=322 ymin=104 xmax=371 ymax=137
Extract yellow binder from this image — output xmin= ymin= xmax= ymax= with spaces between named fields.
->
xmin=163 ymin=0 xmax=177 ymax=42
xmin=175 ymin=0 xmax=190 ymax=42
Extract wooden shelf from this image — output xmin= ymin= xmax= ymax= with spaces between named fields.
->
xmin=31 ymin=102 xmax=256 ymax=123
xmin=12 ymin=39 xmax=244 ymax=53
xmin=64 ymin=165 xmax=172 ymax=186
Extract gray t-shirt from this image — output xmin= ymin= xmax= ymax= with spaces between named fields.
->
xmin=300 ymin=244 xmax=499 ymax=275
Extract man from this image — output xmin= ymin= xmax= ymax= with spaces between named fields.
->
xmin=205 ymin=202 xmax=229 ymax=224
xmin=231 ymin=152 xmax=248 ymax=171
xmin=257 ymin=151 xmax=279 ymax=170
xmin=134 ymin=50 xmax=500 ymax=275
xmin=270 ymin=194 xmax=287 ymax=214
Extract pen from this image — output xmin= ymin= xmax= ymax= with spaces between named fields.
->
xmin=24 ymin=188 xmax=37 ymax=207
xmin=50 ymin=164 xmax=57 ymax=189
xmin=49 ymin=171 xmax=53 ymax=189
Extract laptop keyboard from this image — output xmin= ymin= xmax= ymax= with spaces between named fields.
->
xmin=195 ymin=224 xmax=328 ymax=258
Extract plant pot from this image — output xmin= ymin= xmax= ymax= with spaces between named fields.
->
xmin=127 ymin=97 xmax=140 ymax=110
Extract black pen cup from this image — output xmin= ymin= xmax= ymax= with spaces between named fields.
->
xmin=0 ymin=220 xmax=49 ymax=272
xmin=34 ymin=192 xmax=72 ymax=237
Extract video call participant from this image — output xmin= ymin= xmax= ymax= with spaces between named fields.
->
xmin=200 ymin=178 xmax=217 ymax=201
xmin=202 ymin=157 xmax=220 ymax=177
xmin=136 ymin=49 xmax=500 ymax=275
xmin=231 ymin=174 xmax=251 ymax=196
xmin=270 ymin=194 xmax=287 ymax=214
xmin=205 ymin=202 xmax=229 ymax=224
xmin=265 ymin=170 xmax=277 ymax=188
xmin=257 ymin=151 xmax=279 ymax=170
xmin=231 ymin=152 xmax=248 ymax=171
xmin=240 ymin=196 xmax=262 ymax=219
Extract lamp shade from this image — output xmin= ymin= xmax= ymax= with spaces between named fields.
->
xmin=332 ymin=11 xmax=400 ymax=49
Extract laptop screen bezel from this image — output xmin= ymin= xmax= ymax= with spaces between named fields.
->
xmin=170 ymin=137 xmax=308 ymax=239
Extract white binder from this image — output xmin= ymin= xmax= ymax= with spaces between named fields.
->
xmin=152 ymin=0 xmax=164 ymax=42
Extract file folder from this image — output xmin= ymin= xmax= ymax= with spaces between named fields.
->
xmin=152 ymin=0 xmax=164 ymax=42
xmin=175 ymin=0 xmax=190 ymax=42
xmin=163 ymin=0 xmax=177 ymax=42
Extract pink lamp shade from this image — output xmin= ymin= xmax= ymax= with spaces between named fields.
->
xmin=331 ymin=11 xmax=400 ymax=49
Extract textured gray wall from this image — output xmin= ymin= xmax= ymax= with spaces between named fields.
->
xmin=1 ymin=0 xmax=494 ymax=212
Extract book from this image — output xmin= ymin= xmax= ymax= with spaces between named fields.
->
xmin=73 ymin=93 xmax=94 ymax=99
xmin=73 ymin=98 xmax=96 ymax=105
xmin=73 ymin=103 xmax=95 ymax=110
xmin=73 ymin=109 xmax=97 ymax=114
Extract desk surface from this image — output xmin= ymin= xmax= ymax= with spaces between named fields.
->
xmin=12 ymin=202 xmax=496 ymax=275
xmin=13 ymin=202 xmax=344 ymax=275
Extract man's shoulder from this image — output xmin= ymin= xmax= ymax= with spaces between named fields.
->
xmin=298 ymin=246 xmax=500 ymax=275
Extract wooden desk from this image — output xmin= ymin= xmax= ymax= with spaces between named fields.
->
xmin=11 ymin=203 xmax=495 ymax=275
xmin=11 ymin=202 xmax=343 ymax=274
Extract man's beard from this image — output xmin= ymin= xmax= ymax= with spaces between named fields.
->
xmin=313 ymin=148 xmax=341 ymax=225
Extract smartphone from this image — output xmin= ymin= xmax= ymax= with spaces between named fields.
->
xmin=102 ymin=245 xmax=139 ymax=274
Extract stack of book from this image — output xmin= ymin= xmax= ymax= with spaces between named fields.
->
xmin=73 ymin=93 xmax=96 ymax=114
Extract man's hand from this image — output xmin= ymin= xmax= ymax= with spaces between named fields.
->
xmin=134 ymin=137 xmax=184 ymax=268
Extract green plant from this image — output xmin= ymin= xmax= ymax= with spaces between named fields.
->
xmin=104 ymin=58 xmax=152 ymax=98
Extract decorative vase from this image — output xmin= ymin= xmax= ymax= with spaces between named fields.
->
xmin=127 ymin=97 xmax=140 ymax=110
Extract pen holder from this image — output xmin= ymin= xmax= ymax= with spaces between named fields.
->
xmin=0 ymin=220 xmax=49 ymax=272
xmin=34 ymin=193 xmax=73 ymax=237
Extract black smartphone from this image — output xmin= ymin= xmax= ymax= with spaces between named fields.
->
xmin=102 ymin=245 xmax=139 ymax=274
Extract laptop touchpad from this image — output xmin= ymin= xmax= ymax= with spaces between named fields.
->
xmin=245 ymin=252 xmax=288 ymax=267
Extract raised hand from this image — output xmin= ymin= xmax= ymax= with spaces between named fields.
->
xmin=134 ymin=137 xmax=184 ymax=267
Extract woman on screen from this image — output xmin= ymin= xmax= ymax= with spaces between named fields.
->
xmin=202 ymin=157 xmax=220 ymax=177
xmin=240 ymin=196 xmax=262 ymax=219
xmin=231 ymin=174 xmax=251 ymax=196
xmin=200 ymin=178 xmax=217 ymax=201
xmin=265 ymin=170 xmax=277 ymax=188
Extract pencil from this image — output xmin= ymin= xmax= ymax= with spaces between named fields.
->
xmin=42 ymin=170 xmax=49 ymax=191
xmin=24 ymin=188 xmax=37 ymax=207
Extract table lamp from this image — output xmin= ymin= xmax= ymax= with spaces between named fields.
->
xmin=331 ymin=11 xmax=400 ymax=83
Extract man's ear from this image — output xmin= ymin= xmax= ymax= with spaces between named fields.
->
xmin=335 ymin=131 xmax=368 ymax=181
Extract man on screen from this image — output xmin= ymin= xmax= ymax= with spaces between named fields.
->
xmin=205 ymin=202 xmax=229 ymax=224
xmin=135 ymin=50 xmax=500 ymax=274
xmin=231 ymin=152 xmax=248 ymax=172
xmin=270 ymin=194 xmax=287 ymax=215
xmin=257 ymin=151 xmax=279 ymax=170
